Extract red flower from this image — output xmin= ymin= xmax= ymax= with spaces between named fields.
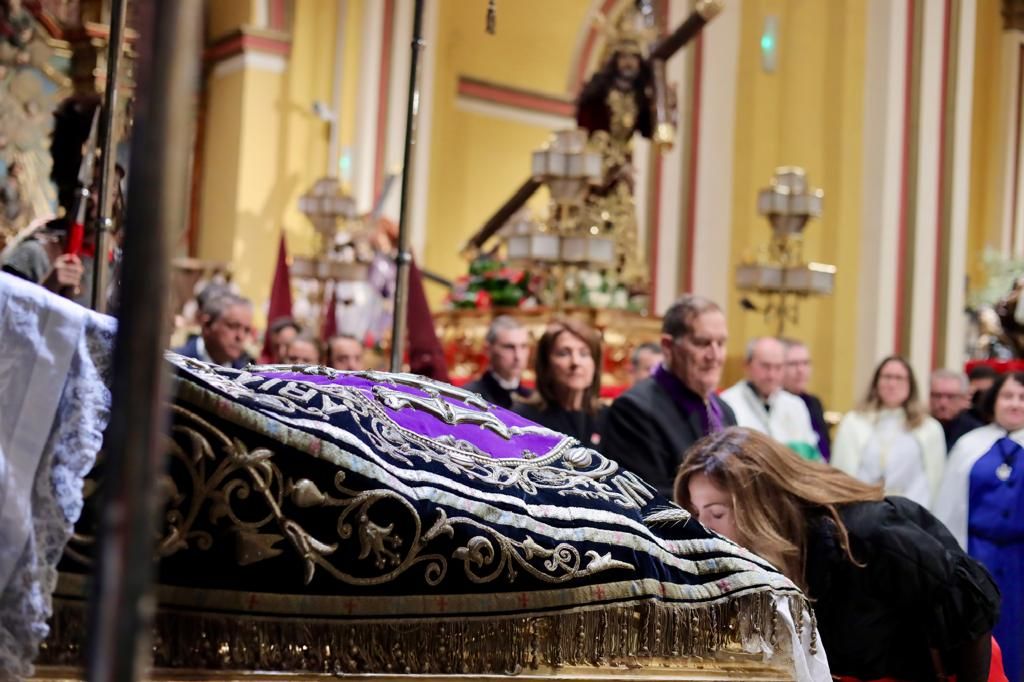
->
xmin=475 ymin=290 xmax=492 ymax=308
xmin=498 ymin=267 xmax=524 ymax=284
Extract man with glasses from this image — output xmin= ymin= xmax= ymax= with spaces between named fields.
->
xmin=929 ymin=368 xmax=983 ymax=451
xmin=174 ymin=292 xmax=254 ymax=369
xmin=721 ymin=337 xmax=822 ymax=461
xmin=601 ymin=294 xmax=736 ymax=497
xmin=781 ymin=338 xmax=831 ymax=460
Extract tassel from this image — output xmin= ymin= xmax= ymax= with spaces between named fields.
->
xmin=40 ymin=591 xmax=809 ymax=674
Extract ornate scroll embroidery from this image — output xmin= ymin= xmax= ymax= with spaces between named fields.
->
xmin=140 ymin=404 xmax=638 ymax=588
xmin=451 ymin=518 xmax=633 ymax=584
xmin=167 ymin=355 xmax=655 ymax=511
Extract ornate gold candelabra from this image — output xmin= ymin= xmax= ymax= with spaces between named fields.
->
xmin=292 ymin=176 xmax=369 ymax=333
xmin=503 ymin=129 xmax=615 ymax=309
xmin=735 ymin=167 xmax=836 ymax=335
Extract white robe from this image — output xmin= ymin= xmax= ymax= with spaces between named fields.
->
xmin=832 ymin=409 xmax=946 ymax=508
xmin=720 ymin=382 xmax=819 ymax=450
xmin=933 ymin=423 xmax=1024 ymax=549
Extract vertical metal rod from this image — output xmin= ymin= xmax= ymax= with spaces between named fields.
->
xmin=389 ymin=0 xmax=426 ymax=372
xmin=91 ymin=0 xmax=129 ymax=313
xmin=85 ymin=1 xmax=201 ymax=680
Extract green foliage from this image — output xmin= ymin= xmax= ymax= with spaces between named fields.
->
xmin=968 ymin=248 xmax=1024 ymax=309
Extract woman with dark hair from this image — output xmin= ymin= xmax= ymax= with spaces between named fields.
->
xmin=832 ymin=355 xmax=945 ymax=508
xmin=936 ymin=371 xmax=1024 ymax=682
xmin=512 ymin=318 xmax=606 ymax=446
xmin=675 ymin=427 xmax=1001 ymax=682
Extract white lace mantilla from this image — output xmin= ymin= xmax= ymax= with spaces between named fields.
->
xmin=0 ymin=273 xmax=115 ymax=679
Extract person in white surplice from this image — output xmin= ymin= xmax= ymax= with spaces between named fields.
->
xmin=721 ymin=337 xmax=822 ymax=461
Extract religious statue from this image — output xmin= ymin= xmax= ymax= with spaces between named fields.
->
xmin=574 ymin=12 xmax=659 ymax=287
xmin=576 ymin=31 xmax=655 ymax=144
xmin=0 ymin=0 xmax=34 ymax=61
xmin=572 ymin=1 xmax=717 ymax=288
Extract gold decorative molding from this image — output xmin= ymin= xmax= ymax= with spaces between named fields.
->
xmin=33 ymin=663 xmax=792 ymax=681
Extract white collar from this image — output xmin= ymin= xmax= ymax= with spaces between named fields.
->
xmin=492 ymin=371 xmax=521 ymax=391
xmin=195 ymin=336 xmax=216 ymax=365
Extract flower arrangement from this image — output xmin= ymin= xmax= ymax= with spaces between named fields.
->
xmin=446 ymin=258 xmax=541 ymax=310
xmin=968 ymin=248 xmax=1024 ymax=310
xmin=572 ymin=269 xmax=631 ymax=309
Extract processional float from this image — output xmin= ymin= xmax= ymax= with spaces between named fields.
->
xmin=437 ymin=0 xmax=724 ymax=388
xmin=0 ymin=2 xmax=823 ymax=681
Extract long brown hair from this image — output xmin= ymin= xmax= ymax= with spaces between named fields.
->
xmin=674 ymin=427 xmax=884 ymax=592
xmin=523 ymin=318 xmax=603 ymax=415
xmin=859 ymin=355 xmax=926 ymax=428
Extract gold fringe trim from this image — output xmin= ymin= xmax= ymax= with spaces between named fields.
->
xmin=40 ymin=592 xmax=811 ymax=675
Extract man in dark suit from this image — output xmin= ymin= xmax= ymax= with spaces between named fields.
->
xmin=465 ymin=315 xmax=532 ymax=409
xmin=782 ymin=338 xmax=831 ymax=460
xmin=601 ymin=295 xmax=736 ymax=497
xmin=174 ymin=291 xmax=254 ymax=370
xmin=929 ymin=368 xmax=984 ymax=451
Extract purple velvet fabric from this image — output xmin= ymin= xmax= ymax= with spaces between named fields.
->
xmin=652 ymin=364 xmax=724 ymax=434
xmin=255 ymin=371 xmax=565 ymax=460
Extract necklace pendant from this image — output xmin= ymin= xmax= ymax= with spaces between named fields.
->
xmin=996 ymin=462 xmax=1013 ymax=482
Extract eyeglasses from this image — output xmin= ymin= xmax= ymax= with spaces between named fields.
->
xmin=930 ymin=392 xmax=962 ymax=401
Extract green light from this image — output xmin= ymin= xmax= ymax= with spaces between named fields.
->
xmin=760 ymin=15 xmax=779 ymax=72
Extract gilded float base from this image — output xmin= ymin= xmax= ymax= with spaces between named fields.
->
xmin=33 ymin=661 xmax=791 ymax=681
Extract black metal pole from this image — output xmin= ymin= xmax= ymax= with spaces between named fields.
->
xmin=389 ymin=0 xmax=426 ymax=372
xmin=90 ymin=0 xmax=128 ymax=313
xmin=84 ymin=1 xmax=201 ymax=680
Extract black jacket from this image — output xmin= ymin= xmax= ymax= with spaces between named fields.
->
xmin=941 ymin=409 xmax=986 ymax=452
xmin=512 ymin=402 xmax=606 ymax=448
xmin=599 ymin=377 xmax=736 ymax=497
xmin=806 ymin=497 xmax=999 ymax=680
xmin=464 ymin=370 xmax=532 ymax=410
xmin=173 ymin=335 xmax=251 ymax=370
xmin=800 ymin=392 xmax=832 ymax=460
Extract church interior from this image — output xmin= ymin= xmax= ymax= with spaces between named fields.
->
xmin=2 ymin=0 xmax=1024 ymax=680
xmin=185 ymin=0 xmax=1018 ymax=411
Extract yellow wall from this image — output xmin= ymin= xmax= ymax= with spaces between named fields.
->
xmin=453 ymin=0 xmax=591 ymax=97
xmin=197 ymin=68 xmax=244 ymax=266
xmin=726 ymin=0 xmax=866 ymax=411
xmin=338 ymin=0 xmax=365 ymax=169
xmin=967 ymin=0 xmax=1005 ymax=293
xmin=206 ymin=0 xmax=259 ymax=42
xmin=199 ymin=0 xmax=351 ymax=329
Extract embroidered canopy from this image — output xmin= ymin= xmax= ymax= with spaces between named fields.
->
xmin=45 ymin=354 xmax=821 ymax=678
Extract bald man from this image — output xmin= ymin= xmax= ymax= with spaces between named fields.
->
xmin=720 ymin=336 xmax=822 ymax=460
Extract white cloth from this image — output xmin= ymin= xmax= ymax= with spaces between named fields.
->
xmin=832 ymin=409 xmax=946 ymax=508
xmin=0 ymin=273 xmax=115 ymax=679
xmin=772 ymin=597 xmax=832 ymax=682
xmin=720 ymin=382 xmax=819 ymax=450
xmin=934 ymin=423 xmax=1024 ymax=549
